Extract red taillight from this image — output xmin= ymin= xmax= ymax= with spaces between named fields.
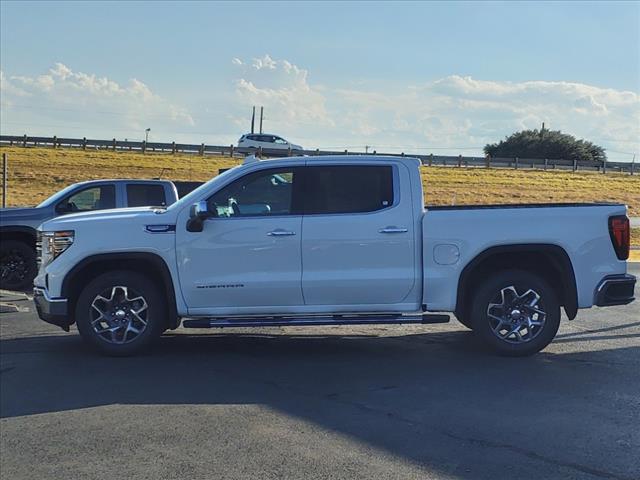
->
xmin=608 ymin=215 xmax=630 ymax=260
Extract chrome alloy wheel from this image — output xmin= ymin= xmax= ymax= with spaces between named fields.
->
xmin=90 ymin=286 xmax=149 ymax=344
xmin=486 ymin=286 xmax=547 ymax=344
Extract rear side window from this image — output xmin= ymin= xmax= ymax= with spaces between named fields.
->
xmin=304 ymin=165 xmax=394 ymax=215
xmin=126 ymin=184 xmax=167 ymax=207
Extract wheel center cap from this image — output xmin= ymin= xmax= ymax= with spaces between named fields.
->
xmin=511 ymin=309 xmax=522 ymax=320
xmin=114 ymin=309 xmax=126 ymax=319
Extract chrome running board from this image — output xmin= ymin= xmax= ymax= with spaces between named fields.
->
xmin=182 ymin=314 xmax=449 ymax=329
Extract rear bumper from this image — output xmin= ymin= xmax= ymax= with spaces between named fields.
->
xmin=594 ymin=274 xmax=636 ymax=307
xmin=33 ymin=287 xmax=71 ymax=331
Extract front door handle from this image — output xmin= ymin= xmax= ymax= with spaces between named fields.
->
xmin=267 ymin=229 xmax=296 ymax=236
xmin=379 ymin=227 xmax=408 ymax=234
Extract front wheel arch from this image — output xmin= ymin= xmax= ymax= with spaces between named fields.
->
xmin=62 ymin=252 xmax=179 ymax=329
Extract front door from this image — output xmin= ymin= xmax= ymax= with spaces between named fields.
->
xmin=176 ymin=167 xmax=304 ymax=314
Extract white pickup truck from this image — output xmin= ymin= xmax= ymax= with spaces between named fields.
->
xmin=33 ymin=155 xmax=635 ymax=356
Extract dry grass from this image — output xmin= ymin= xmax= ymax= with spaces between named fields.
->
xmin=1 ymin=145 xmax=639 ymax=247
xmin=0 ymin=146 xmax=238 ymax=207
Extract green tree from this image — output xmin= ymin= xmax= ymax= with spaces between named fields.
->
xmin=484 ymin=128 xmax=606 ymax=162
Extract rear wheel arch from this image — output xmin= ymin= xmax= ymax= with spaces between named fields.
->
xmin=455 ymin=244 xmax=578 ymax=322
xmin=61 ymin=252 xmax=179 ymax=329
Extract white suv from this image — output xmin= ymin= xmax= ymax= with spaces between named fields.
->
xmin=238 ymin=133 xmax=303 ymax=152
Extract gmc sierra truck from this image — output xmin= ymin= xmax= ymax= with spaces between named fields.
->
xmin=1 ymin=179 xmax=179 ymax=290
xmin=32 ymin=155 xmax=635 ymax=356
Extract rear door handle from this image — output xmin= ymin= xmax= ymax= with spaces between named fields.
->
xmin=267 ymin=229 xmax=296 ymax=236
xmin=379 ymin=227 xmax=408 ymax=234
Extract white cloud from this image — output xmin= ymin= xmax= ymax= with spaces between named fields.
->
xmin=0 ymin=63 xmax=194 ymax=139
xmin=233 ymin=55 xmax=334 ymax=130
xmin=251 ymin=54 xmax=277 ymax=70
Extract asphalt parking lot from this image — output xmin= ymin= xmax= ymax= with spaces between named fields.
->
xmin=1 ymin=266 xmax=638 ymax=480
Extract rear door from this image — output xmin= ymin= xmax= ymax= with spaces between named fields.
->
xmin=300 ymin=163 xmax=416 ymax=306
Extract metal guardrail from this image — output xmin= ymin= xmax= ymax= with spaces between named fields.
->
xmin=0 ymin=134 xmax=635 ymax=174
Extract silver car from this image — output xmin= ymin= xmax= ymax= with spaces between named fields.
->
xmin=237 ymin=133 xmax=303 ymax=152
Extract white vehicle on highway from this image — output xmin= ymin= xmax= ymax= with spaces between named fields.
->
xmin=33 ymin=155 xmax=635 ymax=356
xmin=237 ymin=133 xmax=303 ymax=152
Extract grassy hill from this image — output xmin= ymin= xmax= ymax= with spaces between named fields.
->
xmin=1 ymin=145 xmax=638 ymax=246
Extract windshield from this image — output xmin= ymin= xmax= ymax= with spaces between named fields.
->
xmin=166 ymin=164 xmax=243 ymax=211
xmin=36 ymin=183 xmax=83 ymax=208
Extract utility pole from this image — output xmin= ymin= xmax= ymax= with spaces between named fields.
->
xmin=251 ymin=106 xmax=256 ymax=134
xmin=145 ymin=128 xmax=151 ymax=143
xmin=2 ymin=153 xmax=7 ymax=208
xmin=259 ymin=106 xmax=264 ymax=134
xmin=365 ymin=145 xmax=370 ymax=153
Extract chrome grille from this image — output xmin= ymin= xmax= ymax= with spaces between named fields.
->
xmin=35 ymin=231 xmax=42 ymax=268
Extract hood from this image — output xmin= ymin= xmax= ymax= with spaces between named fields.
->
xmin=0 ymin=206 xmax=44 ymax=222
xmin=40 ymin=206 xmax=174 ymax=231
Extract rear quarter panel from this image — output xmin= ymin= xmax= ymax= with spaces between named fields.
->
xmin=422 ymin=204 xmax=628 ymax=311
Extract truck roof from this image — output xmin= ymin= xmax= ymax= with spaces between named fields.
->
xmin=69 ymin=179 xmax=173 ymax=186
xmin=245 ymin=154 xmax=421 ymax=165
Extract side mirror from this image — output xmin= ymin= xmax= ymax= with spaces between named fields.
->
xmin=187 ymin=201 xmax=214 ymax=232
xmin=191 ymin=200 xmax=210 ymax=219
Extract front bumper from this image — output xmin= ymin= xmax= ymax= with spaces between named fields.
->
xmin=33 ymin=287 xmax=72 ymax=331
xmin=594 ymin=274 xmax=636 ymax=307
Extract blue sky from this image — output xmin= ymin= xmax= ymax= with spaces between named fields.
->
xmin=1 ymin=1 xmax=638 ymax=160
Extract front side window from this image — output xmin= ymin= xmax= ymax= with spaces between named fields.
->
xmin=127 ymin=184 xmax=167 ymax=207
xmin=57 ymin=185 xmax=116 ymax=213
xmin=208 ymin=168 xmax=300 ymax=217
xmin=274 ymin=137 xmax=288 ymax=145
xmin=304 ymin=165 xmax=394 ymax=215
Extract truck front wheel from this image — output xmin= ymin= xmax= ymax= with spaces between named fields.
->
xmin=75 ymin=270 xmax=166 ymax=356
xmin=470 ymin=270 xmax=561 ymax=356
xmin=0 ymin=240 xmax=37 ymax=291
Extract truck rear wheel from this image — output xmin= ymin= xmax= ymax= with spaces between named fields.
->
xmin=470 ymin=270 xmax=560 ymax=356
xmin=0 ymin=240 xmax=37 ymax=291
xmin=75 ymin=270 xmax=166 ymax=356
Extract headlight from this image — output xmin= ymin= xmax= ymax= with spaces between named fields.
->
xmin=40 ymin=230 xmax=74 ymax=267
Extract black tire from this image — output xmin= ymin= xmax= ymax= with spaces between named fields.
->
xmin=469 ymin=269 xmax=560 ymax=356
xmin=0 ymin=240 xmax=37 ymax=291
xmin=75 ymin=270 xmax=166 ymax=356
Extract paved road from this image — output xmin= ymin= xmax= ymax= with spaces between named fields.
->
xmin=1 ymin=267 xmax=639 ymax=480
